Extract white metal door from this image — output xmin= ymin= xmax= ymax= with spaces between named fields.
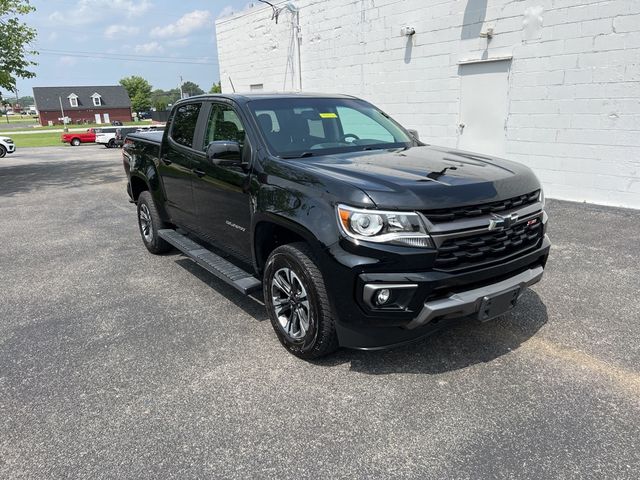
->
xmin=458 ymin=59 xmax=511 ymax=157
xmin=94 ymin=113 xmax=102 ymax=124
xmin=103 ymin=113 xmax=110 ymax=123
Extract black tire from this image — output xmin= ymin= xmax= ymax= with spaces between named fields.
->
xmin=0 ymin=145 xmax=6 ymax=158
xmin=263 ymin=242 xmax=338 ymax=359
xmin=71 ymin=138 xmax=81 ymax=146
xmin=107 ymin=139 xmax=115 ymax=148
xmin=136 ymin=191 xmax=172 ymax=254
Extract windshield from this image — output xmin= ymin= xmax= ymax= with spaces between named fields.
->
xmin=247 ymin=97 xmax=413 ymax=158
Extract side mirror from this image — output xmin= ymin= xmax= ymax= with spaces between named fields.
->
xmin=206 ymin=140 xmax=241 ymax=165
xmin=407 ymin=129 xmax=420 ymax=141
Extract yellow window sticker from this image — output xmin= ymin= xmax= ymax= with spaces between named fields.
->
xmin=319 ymin=112 xmax=337 ymax=119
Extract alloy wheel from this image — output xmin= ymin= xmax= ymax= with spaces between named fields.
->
xmin=270 ymin=267 xmax=311 ymax=340
xmin=139 ymin=204 xmax=153 ymax=243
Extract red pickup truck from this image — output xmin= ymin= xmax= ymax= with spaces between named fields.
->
xmin=61 ymin=129 xmax=96 ymax=146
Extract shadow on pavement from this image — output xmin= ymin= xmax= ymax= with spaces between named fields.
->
xmin=174 ymin=258 xmax=268 ymax=322
xmin=314 ymin=289 xmax=548 ymax=374
xmin=169 ymin=254 xmax=548 ymax=374
xmin=0 ymin=160 xmax=122 ymax=196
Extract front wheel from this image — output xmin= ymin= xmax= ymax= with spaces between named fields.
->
xmin=0 ymin=145 xmax=6 ymax=158
xmin=263 ymin=243 xmax=338 ymax=359
xmin=107 ymin=139 xmax=115 ymax=148
xmin=136 ymin=191 xmax=172 ymax=254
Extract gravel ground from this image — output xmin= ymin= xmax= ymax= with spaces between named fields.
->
xmin=1 ymin=146 xmax=639 ymax=479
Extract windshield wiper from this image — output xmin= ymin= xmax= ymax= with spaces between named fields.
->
xmin=280 ymin=152 xmax=315 ymax=159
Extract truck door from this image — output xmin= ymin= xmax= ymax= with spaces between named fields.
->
xmin=159 ymin=102 xmax=203 ymax=227
xmin=191 ymin=101 xmax=253 ymax=264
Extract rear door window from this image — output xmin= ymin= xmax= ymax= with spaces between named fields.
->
xmin=171 ymin=103 xmax=202 ymax=148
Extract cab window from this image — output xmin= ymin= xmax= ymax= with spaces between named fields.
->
xmin=170 ymin=103 xmax=202 ymax=148
xmin=203 ymin=104 xmax=246 ymax=150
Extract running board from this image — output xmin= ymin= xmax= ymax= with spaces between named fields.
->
xmin=158 ymin=229 xmax=261 ymax=295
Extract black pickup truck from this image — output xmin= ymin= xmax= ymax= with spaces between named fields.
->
xmin=123 ymin=93 xmax=550 ymax=358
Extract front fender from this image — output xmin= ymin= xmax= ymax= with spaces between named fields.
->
xmin=254 ymin=184 xmax=340 ymax=249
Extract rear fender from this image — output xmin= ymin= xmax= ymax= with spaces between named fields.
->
xmin=127 ymin=146 xmax=170 ymax=222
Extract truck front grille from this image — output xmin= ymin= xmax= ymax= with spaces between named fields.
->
xmin=423 ymin=190 xmax=540 ymax=223
xmin=434 ymin=218 xmax=543 ymax=271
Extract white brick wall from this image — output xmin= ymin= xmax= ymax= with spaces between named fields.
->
xmin=216 ymin=0 xmax=640 ymax=209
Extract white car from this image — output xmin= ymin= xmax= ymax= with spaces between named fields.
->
xmin=0 ymin=136 xmax=15 ymax=157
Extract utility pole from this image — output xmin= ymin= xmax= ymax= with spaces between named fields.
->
xmin=59 ymin=96 xmax=68 ymax=132
xmin=179 ymin=76 xmax=184 ymax=99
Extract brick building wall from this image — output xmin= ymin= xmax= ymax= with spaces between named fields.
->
xmin=38 ymin=108 xmax=132 ymax=126
xmin=216 ymin=0 xmax=640 ymax=209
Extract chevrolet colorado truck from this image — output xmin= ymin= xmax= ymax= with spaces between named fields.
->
xmin=123 ymin=93 xmax=550 ymax=359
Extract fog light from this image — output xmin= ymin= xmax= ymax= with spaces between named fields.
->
xmin=375 ymin=288 xmax=391 ymax=305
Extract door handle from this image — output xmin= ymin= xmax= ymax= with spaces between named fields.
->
xmin=193 ymin=169 xmax=206 ymax=178
xmin=162 ymin=158 xmax=172 ymax=165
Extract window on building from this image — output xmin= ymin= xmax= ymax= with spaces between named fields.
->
xmin=250 ymin=83 xmax=264 ymax=91
xmin=92 ymin=94 xmax=102 ymax=106
xmin=68 ymin=94 xmax=78 ymax=108
xmin=170 ymin=102 xmax=202 ymax=148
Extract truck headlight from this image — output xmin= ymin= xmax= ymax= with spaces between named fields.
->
xmin=337 ymin=204 xmax=433 ymax=247
xmin=539 ymin=188 xmax=545 ymax=209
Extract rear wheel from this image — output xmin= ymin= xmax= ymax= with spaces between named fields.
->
xmin=263 ymin=243 xmax=338 ymax=359
xmin=137 ymin=191 xmax=171 ymax=254
xmin=107 ymin=139 xmax=115 ymax=148
xmin=71 ymin=138 xmax=81 ymax=146
xmin=0 ymin=145 xmax=6 ymax=158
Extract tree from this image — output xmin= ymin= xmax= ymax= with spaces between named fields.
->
xmin=150 ymin=88 xmax=180 ymax=110
xmin=209 ymin=81 xmax=222 ymax=94
xmin=0 ymin=0 xmax=38 ymax=91
xmin=181 ymin=81 xmax=204 ymax=97
xmin=131 ymin=91 xmax=151 ymax=112
xmin=119 ymin=76 xmax=152 ymax=112
xmin=17 ymin=94 xmax=33 ymax=105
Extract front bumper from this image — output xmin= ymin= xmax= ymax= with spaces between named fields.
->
xmin=4 ymin=143 xmax=15 ymax=153
xmin=406 ymin=266 xmax=543 ymax=329
xmin=327 ymin=236 xmax=550 ymax=349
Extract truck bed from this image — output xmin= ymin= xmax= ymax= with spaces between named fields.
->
xmin=126 ymin=130 xmax=164 ymax=145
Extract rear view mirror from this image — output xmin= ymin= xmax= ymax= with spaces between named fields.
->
xmin=206 ymin=140 xmax=241 ymax=165
xmin=407 ymin=129 xmax=420 ymax=141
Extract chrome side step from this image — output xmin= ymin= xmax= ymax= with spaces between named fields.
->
xmin=158 ymin=229 xmax=261 ymax=295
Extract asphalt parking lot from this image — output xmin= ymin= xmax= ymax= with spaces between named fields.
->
xmin=1 ymin=146 xmax=639 ymax=479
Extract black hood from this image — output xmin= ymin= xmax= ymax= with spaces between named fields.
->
xmin=295 ymin=145 xmax=541 ymax=210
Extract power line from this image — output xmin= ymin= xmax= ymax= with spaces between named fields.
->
xmin=36 ymin=51 xmax=215 ymax=66
xmin=37 ymin=47 xmax=214 ymax=62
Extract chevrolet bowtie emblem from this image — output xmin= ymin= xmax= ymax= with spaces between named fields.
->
xmin=488 ymin=213 xmax=519 ymax=231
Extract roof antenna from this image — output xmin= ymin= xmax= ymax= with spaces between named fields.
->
xmin=228 ymin=75 xmax=236 ymax=93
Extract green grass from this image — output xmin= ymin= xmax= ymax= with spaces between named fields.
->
xmin=10 ymin=132 xmax=67 ymax=148
xmin=1 ymin=115 xmax=38 ymax=123
xmin=0 ymin=119 xmax=153 ymax=133
xmin=6 ymin=119 xmax=156 ymax=147
xmin=0 ymin=117 xmax=38 ymax=127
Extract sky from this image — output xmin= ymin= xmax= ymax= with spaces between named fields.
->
xmin=12 ymin=0 xmax=253 ymax=99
